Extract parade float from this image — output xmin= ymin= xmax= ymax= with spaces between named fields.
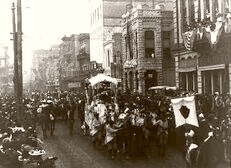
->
xmin=83 ymin=73 xmax=119 ymax=133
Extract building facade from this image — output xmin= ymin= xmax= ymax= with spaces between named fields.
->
xmin=31 ymin=48 xmax=60 ymax=91
xmin=89 ymin=0 xmax=171 ymax=77
xmin=121 ymin=3 xmax=174 ymax=94
xmin=58 ymin=34 xmax=80 ymax=90
xmin=45 ymin=45 xmax=60 ymax=90
xmin=173 ymin=0 xmax=231 ymax=94
xmin=0 ymin=46 xmax=10 ymax=94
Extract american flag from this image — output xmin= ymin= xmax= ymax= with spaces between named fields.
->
xmin=182 ymin=29 xmax=196 ymax=51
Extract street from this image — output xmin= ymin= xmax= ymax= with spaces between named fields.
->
xmin=38 ymin=120 xmax=187 ymax=168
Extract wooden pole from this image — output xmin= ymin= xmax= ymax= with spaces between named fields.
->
xmin=12 ymin=2 xmax=17 ymax=95
xmin=17 ymin=0 xmax=23 ymax=124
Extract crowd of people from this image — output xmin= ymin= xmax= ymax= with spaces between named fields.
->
xmin=1 ymin=88 xmax=231 ymax=167
xmin=82 ymin=86 xmax=231 ymax=167
xmin=0 ymin=95 xmax=57 ymax=167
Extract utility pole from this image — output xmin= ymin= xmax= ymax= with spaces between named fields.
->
xmin=12 ymin=2 xmax=18 ymax=98
xmin=17 ymin=0 xmax=23 ymax=101
xmin=12 ymin=0 xmax=23 ymax=124
xmin=17 ymin=0 xmax=23 ymax=124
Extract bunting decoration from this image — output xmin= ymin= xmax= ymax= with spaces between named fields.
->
xmin=204 ymin=22 xmax=224 ymax=49
xmin=182 ymin=29 xmax=196 ymax=51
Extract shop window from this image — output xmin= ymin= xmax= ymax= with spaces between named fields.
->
xmin=145 ymin=31 xmax=155 ymax=58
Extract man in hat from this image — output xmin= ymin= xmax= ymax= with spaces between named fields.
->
xmin=194 ymin=113 xmax=211 ymax=145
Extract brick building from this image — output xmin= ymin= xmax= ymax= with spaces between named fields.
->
xmin=89 ymin=0 xmax=171 ymax=77
xmin=173 ymin=0 xmax=231 ymax=94
xmin=121 ymin=3 xmax=174 ymax=94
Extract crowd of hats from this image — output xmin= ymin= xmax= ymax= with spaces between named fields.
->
xmin=0 ymin=95 xmax=45 ymax=167
xmin=84 ymin=88 xmax=231 ymax=159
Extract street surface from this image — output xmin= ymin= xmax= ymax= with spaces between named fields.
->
xmin=37 ymin=120 xmax=229 ymax=168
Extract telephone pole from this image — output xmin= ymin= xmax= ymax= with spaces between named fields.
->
xmin=17 ymin=0 xmax=23 ymax=106
xmin=12 ymin=0 xmax=23 ymax=124
xmin=12 ymin=3 xmax=18 ymax=99
xmin=17 ymin=0 xmax=23 ymax=124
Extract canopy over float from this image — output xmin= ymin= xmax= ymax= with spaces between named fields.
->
xmin=88 ymin=73 xmax=118 ymax=87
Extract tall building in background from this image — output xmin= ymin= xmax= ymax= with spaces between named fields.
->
xmin=31 ymin=49 xmax=51 ymax=91
xmin=89 ymin=0 xmax=173 ymax=77
xmin=0 ymin=46 xmax=11 ymax=94
xmin=121 ymin=3 xmax=174 ymax=94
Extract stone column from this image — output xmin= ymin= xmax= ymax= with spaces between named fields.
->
xmin=123 ymin=72 xmax=127 ymax=93
xmin=219 ymin=70 xmax=223 ymax=94
xmin=133 ymin=70 xmax=137 ymax=93
xmin=210 ymin=0 xmax=216 ymax=22
xmin=127 ymin=71 xmax=131 ymax=91
xmin=218 ymin=0 xmax=225 ymax=14
xmin=200 ymin=0 xmax=205 ymax=20
xmin=138 ymin=70 xmax=145 ymax=94
xmin=186 ymin=73 xmax=189 ymax=91
xmin=229 ymin=64 xmax=231 ymax=94
xmin=211 ymin=71 xmax=214 ymax=94
xmin=175 ymin=56 xmax=179 ymax=88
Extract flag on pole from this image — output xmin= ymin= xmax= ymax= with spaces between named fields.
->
xmin=171 ymin=96 xmax=199 ymax=128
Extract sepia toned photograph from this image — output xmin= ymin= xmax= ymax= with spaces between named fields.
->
xmin=0 ymin=0 xmax=231 ymax=167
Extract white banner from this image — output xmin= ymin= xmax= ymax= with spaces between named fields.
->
xmin=171 ymin=96 xmax=199 ymax=128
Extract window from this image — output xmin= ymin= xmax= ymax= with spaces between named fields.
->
xmin=181 ymin=0 xmax=187 ymax=32
xmin=145 ymin=31 xmax=155 ymax=58
xmin=125 ymin=37 xmax=127 ymax=60
xmin=135 ymin=31 xmax=138 ymax=59
xmin=130 ymin=33 xmax=133 ymax=59
xmin=190 ymin=1 xmax=195 ymax=24
xmin=107 ymin=50 xmax=110 ymax=67
xmin=163 ymin=31 xmax=171 ymax=58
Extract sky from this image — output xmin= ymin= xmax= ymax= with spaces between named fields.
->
xmin=0 ymin=0 xmax=90 ymax=71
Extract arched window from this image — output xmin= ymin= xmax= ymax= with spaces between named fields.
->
xmin=145 ymin=31 xmax=155 ymax=58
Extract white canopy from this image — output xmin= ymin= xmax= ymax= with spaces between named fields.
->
xmin=89 ymin=73 xmax=118 ymax=87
